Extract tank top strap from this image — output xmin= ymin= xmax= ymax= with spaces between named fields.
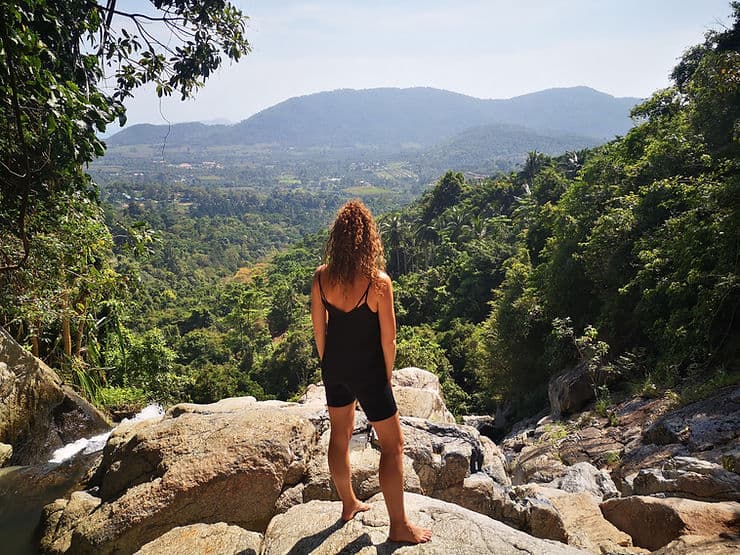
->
xmin=317 ymin=272 xmax=329 ymax=306
xmin=354 ymin=280 xmax=372 ymax=308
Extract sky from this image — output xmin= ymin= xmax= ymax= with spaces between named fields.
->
xmin=119 ymin=0 xmax=734 ymax=126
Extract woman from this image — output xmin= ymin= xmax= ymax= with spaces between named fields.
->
xmin=311 ymin=200 xmax=432 ymax=544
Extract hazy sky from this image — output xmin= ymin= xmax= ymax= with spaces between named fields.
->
xmin=119 ymin=0 xmax=734 ymax=126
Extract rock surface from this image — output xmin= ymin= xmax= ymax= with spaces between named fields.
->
xmin=643 ymin=386 xmax=739 ymax=451
xmin=48 ymin=402 xmax=317 ymax=554
xmin=391 ymin=367 xmax=456 ymax=424
xmin=600 ymin=495 xmax=740 ymax=551
xmin=632 ymin=456 xmax=740 ymax=502
xmin=548 ymin=362 xmax=597 ymax=417
xmin=0 ymin=442 xmax=11 ymax=467
xmin=134 ymin=523 xmax=263 ymax=555
xmin=261 ymin=493 xmax=589 ymax=554
xmin=0 ymin=327 xmax=110 ymax=465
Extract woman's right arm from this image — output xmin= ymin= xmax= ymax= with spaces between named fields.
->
xmin=311 ymin=267 xmax=327 ymax=361
xmin=377 ymin=272 xmax=397 ymax=382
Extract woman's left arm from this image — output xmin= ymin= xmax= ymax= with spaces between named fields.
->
xmin=377 ymin=272 xmax=397 ymax=383
xmin=311 ymin=267 xmax=328 ymax=361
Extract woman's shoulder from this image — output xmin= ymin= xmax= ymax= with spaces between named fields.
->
xmin=314 ymin=264 xmax=327 ymax=278
xmin=375 ymin=270 xmax=392 ymax=284
xmin=373 ymin=270 xmax=393 ymax=293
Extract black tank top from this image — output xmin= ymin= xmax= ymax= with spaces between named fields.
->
xmin=318 ymin=274 xmax=386 ymax=386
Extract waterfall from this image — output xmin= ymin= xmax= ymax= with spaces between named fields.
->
xmin=49 ymin=404 xmax=164 ymax=463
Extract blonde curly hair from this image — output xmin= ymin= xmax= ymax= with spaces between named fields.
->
xmin=324 ymin=200 xmax=385 ymax=286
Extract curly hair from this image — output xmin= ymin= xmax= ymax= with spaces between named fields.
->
xmin=324 ymin=200 xmax=385 ymax=286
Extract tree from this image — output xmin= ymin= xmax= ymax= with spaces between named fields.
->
xmin=0 ymin=0 xmax=250 ymax=272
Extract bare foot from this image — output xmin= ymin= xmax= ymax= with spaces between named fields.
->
xmin=389 ymin=521 xmax=433 ymax=544
xmin=341 ymin=500 xmax=371 ymax=521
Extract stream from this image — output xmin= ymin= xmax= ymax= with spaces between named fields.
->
xmin=0 ymin=405 xmax=163 ymax=555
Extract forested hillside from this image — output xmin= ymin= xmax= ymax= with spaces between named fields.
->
xmin=1 ymin=2 xmax=737 ymax=427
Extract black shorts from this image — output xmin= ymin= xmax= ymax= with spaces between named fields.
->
xmin=324 ymin=379 xmax=398 ymax=422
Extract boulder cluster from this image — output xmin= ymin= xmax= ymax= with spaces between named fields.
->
xmin=34 ymin=366 xmax=738 ymax=554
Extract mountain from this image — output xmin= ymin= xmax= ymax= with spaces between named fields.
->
xmin=420 ymin=123 xmax=603 ymax=173
xmin=107 ymin=86 xmax=641 ymax=149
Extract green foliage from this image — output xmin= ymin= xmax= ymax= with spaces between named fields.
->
xmin=97 ymin=386 xmax=149 ymax=415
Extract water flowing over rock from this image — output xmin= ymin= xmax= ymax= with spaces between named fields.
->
xmin=261 ymin=493 xmax=589 ymax=554
xmin=0 ymin=328 xmax=110 ymax=465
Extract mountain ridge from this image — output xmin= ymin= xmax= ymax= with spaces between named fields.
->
xmin=108 ymin=86 xmax=641 ymax=149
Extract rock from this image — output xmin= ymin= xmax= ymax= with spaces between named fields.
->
xmin=511 ymin=442 xmax=567 ymax=485
xmin=0 ymin=328 xmax=111 ymax=465
xmin=546 ymin=461 xmax=620 ymax=500
xmin=522 ymin=485 xmax=636 ymax=554
xmin=134 ymin=523 xmax=262 ymax=555
xmin=480 ymin=435 xmax=511 ymax=486
xmin=40 ymin=491 xmax=102 ymax=554
xmin=652 ymin=534 xmax=740 ymax=554
xmin=462 ymin=415 xmax=497 ymax=438
xmin=399 ymin=417 xmax=483 ymax=494
xmin=261 ymin=493 xmax=589 ymax=554
xmin=548 ymin=361 xmax=597 ymax=417
xmin=0 ymin=442 xmax=11 ymax=466
xmin=392 ymin=367 xmax=456 ymax=424
xmin=632 ymin=456 xmax=740 ymax=502
xmin=558 ymin=425 xmax=626 ymax=468
xmin=165 ymin=396 xmax=256 ymax=416
xmin=600 ymin=495 xmax=740 ymax=551
xmin=275 ymin=484 xmax=305 ymax=515
xmin=434 ymin=472 xmax=499 ymax=516
xmin=52 ymin=402 xmax=317 ymax=554
xmin=643 ymin=386 xmax=739 ymax=451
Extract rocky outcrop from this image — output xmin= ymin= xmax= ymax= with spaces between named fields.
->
xmin=600 ymin=495 xmax=740 ymax=551
xmin=0 ymin=328 xmax=110 ymax=465
xmin=43 ymin=402 xmax=318 ymax=554
xmin=261 ymin=493 xmax=589 ymax=554
xmin=391 ymin=367 xmax=456 ymax=424
xmin=546 ymin=461 xmax=620 ymax=500
xmin=134 ymin=523 xmax=262 ymax=555
xmin=548 ymin=362 xmax=597 ymax=417
xmin=653 ymin=535 xmax=740 ymax=554
xmin=632 ymin=456 xmax=740 ymax=502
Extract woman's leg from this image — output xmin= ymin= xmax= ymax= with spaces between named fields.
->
xmin=371 ymin=412 xmax=432 ymax=543
xmin=327 ymin=402 xmax=370 ymax=521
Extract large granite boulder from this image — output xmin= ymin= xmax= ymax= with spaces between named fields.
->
xmin=546 ymin=461 xmax=620 ymax=501
xmin=548 ymin=362 xmax=596 ymax=417
xmin=40 ymin=401 xmax=318 ymax=554
xmin=134 ymin=523 xmax=263 ymax=555
xmin=0 ymin=328 xmax=110 ymax=465
xmin=398 ymin=417 xmax=483 ymax=494
xmin=600 ymin=495 xmax=740 ymax=551
xmin=392 ymin=367 xmax=456 ymax=424
xmin=261 ymin=493 xmax=589 ymax=554
xmin=632 ymin=456 xmax=740 ymax=502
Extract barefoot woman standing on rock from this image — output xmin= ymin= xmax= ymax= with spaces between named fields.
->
xmin=311 ymin=200 xmax=432 ymax=544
